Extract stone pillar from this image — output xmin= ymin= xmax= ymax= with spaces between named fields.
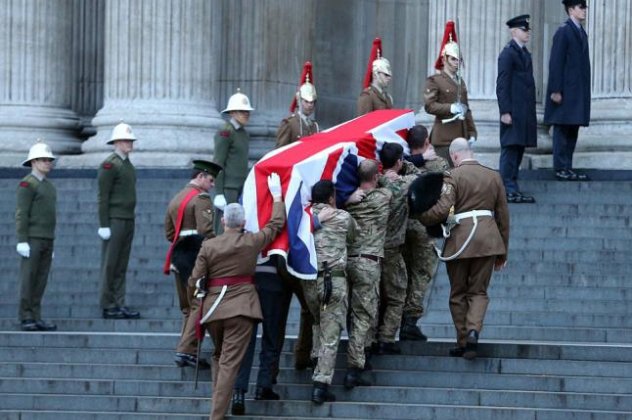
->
xmin=78 ymin=0 xmax=222 ymax=168
xmin=0 ymin=0 xmax=80 ymax=166
xmin=214 ymin=0 xmax=316 ymax=159
xmin=421 ymin=0 xmax=542 ymax=168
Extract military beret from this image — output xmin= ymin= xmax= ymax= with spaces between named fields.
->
xmin=192 ymin=159 xmax=222 ymax=177
xmin=506 ymin=14 xmax=530 ymax=31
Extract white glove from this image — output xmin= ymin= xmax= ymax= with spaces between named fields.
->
xmin=98 ymin=227 xmax=111 ymax=240
xmin=450 ymin=103 xmax=466 ymax=115
xmin=468 ymin=137 xmax=477 ymax=147
xmin=16 ymin=242 xmax=30 ymax=258
xmin=267 ymin=173 xmax=282 ymax=200
xmin=213 ymin=194 xmax=227 ymax=211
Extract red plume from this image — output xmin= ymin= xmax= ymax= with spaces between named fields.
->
xmin=434 ymin=21 xmax=458 ymax=70
xmin=289 ymin=61 xmax=314 ymax=113
xmin=362 ymin=38 xmax=382 ymax=89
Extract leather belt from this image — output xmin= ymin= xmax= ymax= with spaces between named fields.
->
xmin=348 ymin=254 xmax=382 ymax=262
xmin=209 ymin=275 xmax=254 ymax=287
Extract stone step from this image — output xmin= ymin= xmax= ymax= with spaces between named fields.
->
xmin=428 ymin=284 xmax=632 ymax=301
xmin=0 ymin=411 xmax=208 ymax=420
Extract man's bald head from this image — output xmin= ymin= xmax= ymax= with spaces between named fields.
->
xmin=358 ymin=159 xmax=379 ymax=184
xmin=449 ymin=137 xmax=473 ymax=166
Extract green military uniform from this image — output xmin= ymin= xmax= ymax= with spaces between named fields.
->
xmin=165 ymin=183 xmax=214 ymax=355
xmin=423 ymin=72 xmax=477 ymax=166
xmin=357 ymin=85 xmax=393 ymax=116
xmin=302 ymin=203 xmax=356 ymax=385
xmin=16 ymin=174 xmax=56 ymax=322
xmin=213 ymin=120 xmax=250 ymax=234
xmin=402 ymin=156 xmax=449 ymax=323
xmin=275 ymin=113 xmax=319 ymax=148
xmin=98 ymin=152 xmax=137 ymax=310
xmin=345 ymin=187 xmax=392 ymax=369
xmin=377 ymin=161 xmax=420 ymax=344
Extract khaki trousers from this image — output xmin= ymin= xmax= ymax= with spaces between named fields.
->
xmin=19 ymin=237 xmax=54 ymax=321
xmin=99 ymin=218 xmax=134 ymax=309
xmin=174 ymin=273 xmax=201 ymax=354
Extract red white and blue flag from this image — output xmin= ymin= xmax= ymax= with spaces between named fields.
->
xmin=242 ymin=109 xmax=416 ymax=279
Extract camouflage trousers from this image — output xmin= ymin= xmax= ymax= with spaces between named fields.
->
xmin=377 ymin=246 xmax=408 ymax=343
xmin=346 ymin=256 xmax=381 ymax=369
xmin=302 ymin=274 xmax=348 ymax=384
xmin=402 ymin=219 xmax=438 ymax=319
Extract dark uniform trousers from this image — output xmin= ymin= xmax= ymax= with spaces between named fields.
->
xmin=499 ymin=145 xmax=525 ymax=194
xmin=213 ymin=187 xmax=240 ymax=236
xmin=235 ymin=267 xmax=286 ymax=392
xmin=100 ymin=218 xmax=135 ymax=309
xmin=19 ymin=238 xmax=54 ymax=321
xmin=446 ymin=256 xmax=496 ymax=347
xmin=208 ymin=315 xmax=254 ymax=420
xmin=174 ymin=272 xmax=201 ymax=354
xmin=552 ymin=125 xmax=580 ymax=171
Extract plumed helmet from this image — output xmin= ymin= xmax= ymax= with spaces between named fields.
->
xmin=372 ymin=57 xmax=392 ymax=77
xmin=442 ymin=41 xmax=460 ymax=60
xmin=434 ymin=20 xmax=460 ymax=70
xmin=22 ymin=139 xmax=55 ymax=167
xmin=222 ymin=88 xmax=255 ymax=113
xmin=362 ymin=37 xmax=391 ymax=89
xmin=107 ymin=122 xmax=137 ymax=144
xmin=290 ymin=61 xmax=317 ymax=112
xmin=298 ymin=79 xmax=317 ymax=103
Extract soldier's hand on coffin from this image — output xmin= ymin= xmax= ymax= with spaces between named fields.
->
xmin=384 ymin=169 xmax=401 ymax=181
xmin=267 ymin=172 xmax=282 ymax=201
xmin=346 ymin=188 xmax=366 ymax=205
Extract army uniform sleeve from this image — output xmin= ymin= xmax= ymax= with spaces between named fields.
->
xmin=346 ymin=213 xmax=358 ymax=245
xmin=164 ymin=207 xmax=175 ymax=242
xmin=194 ymin=193 xmax=215 ymax=239
xmin=213 ymin=127 xmax=232 ymax=195
xmin=15 ymin=180 xmax=35 ymax=242
xmin=423 ymin=76 xmax=452 ymax=118
xmin=97 ymin=160 xmax=116 ymax=227
xmin=419 ymin=174 xmax=456 ymax=226
xmin=496 ymin=48 xmax=514 ymax=115
xmin=401 ymin=160 xmax=421 ymax=176
xmin=190 ymin=242 xmax=210 ymax=283
xmin=252 ymin=202 xmax=286 ymax=250
xmin=275 ymin=118 xmax=293 ymax=148
xmin=356 ymin=89 xmax=373 ymax=116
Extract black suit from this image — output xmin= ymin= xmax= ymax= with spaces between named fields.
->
xmin=496 ymin=39 xmax=537 ymax=194
xmin=544 ymin=19 xmax=591 ymax=171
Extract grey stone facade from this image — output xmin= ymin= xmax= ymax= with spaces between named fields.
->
xmin=0 ymin=0 xmax=630 ymax=168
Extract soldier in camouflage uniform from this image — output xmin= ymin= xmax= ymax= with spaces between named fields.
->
xmin=213 ymin=89 xmax=254 ymax=234
xmin=302 ymin=180 xmax=357 ymax=404
xmin=401 ymin=125 xmax=449 ymax=341
xmin=164 ymin=160 xmax=222 ymax=369
xmin=98 ymin=123 xmax=140 ymax=320
xmin=374 ymin=143 xmax=421 ymax=354
xmin=16 ymin=141 xmax=57 ymax=332
xmin=344 ymin=160 xmax=392 ymax=389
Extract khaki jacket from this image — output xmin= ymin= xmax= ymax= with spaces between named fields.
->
xmin=275 ymin=113 xmax=319 ymax=148
xmin=164 ymin=184 xmax=214 ymax=242
xmin=357 ymin=86 xmax=393 ymax=116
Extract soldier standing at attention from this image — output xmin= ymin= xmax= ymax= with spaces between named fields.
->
xmin=303 ymin=180 xmax=357 ymax=404
xmin=98 ymin=122 xmax=141 ymax=320
xmin=212 ymin=89 xmax=254 ymax=234
xmin=357 ymin=37 xmax=393 ymax=116
xmin=424 ymin=21 xmax=477 ymax=166
xmin=544 ymin=0 xmax=591 ymax=181
xmin=418 ymin=138 xmax=509 ymax=360
xmin=496 ymin=14 xmax=537 ymax=203
xmin=16 ymin=140 xmax=58 ymax=332
xmin=276 ymin=61 xmax=319 ymax=148
xmin=344 ymin=160 xmax=392 ymax=389
xmin=400 ymin=125 xmax=448 ymax=341
xmin=164 ymin=160 xmax=222 ymax=369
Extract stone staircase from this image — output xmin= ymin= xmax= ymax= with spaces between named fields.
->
xmin=0 ymin=169 xmax=631 ymax=419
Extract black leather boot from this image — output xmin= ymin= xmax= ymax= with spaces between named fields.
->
xmin=231 ymin=389 xmax=245 ymax=415
xmin=399 ymin=317 xmax=428 ymax=341
xmin=311 ymin=381 xmax=335 ymax=404
xmin=343 ymin=367 xmax=372 ymax=389
xmin=463 ymin=329 xmax=479 ymax=360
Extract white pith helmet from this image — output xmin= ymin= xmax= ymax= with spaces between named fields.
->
xmin=372 ymin=57 xmax=392 ymax=77
xmin=107 ymin=122 xmax=137 ymax=145
xmin=222 ymin=88 xmax=255 ymax=113
xmin=22 ymin=139 xmax=55 ymax=167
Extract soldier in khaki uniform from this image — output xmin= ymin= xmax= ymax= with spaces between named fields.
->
xmin=191 ymin=173 xmax=285 ymax=420
xmin=213 ymin=89 xmax=254 ymax=235
xmin=16 ymin=141 xmax=58 ymax=332
xmin=424 ymin=21 xmax=477 ymax=166
xmin=303 ymin=180 xmax=357 ymax=404
xmin=98 ymin=123 xmax=140 ymax=319
xmin=357 ymin=37 xmax=393 ymax=116
xmin=344 ymin=160 xmax=392 ymax=389
xmin=375 ymin=143 xmax=421 ymax=354
xmin=419 ymin=138 xmax=509 ymax=360
xmin=401 ymin=125 xmax=448 ymax=341
xmin=164 ymin=160 xmax=222 ymax=369
xmin=276 ymin=61 xmax=319 ymax=148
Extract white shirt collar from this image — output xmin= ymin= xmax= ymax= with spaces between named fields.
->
xmin=230 ymin=118 xmax=242 ymax=130
xmin=114 ymin=149 xmax=128 ymax=160
xmin=30 ymin=171 xmax=45 ymax=181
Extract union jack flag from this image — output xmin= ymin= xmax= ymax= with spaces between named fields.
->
xmin=242 ymin=109 xmax=416 ymax=279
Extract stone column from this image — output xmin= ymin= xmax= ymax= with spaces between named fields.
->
xmin=78 ymin=0 xmax=223 ymax=168
xmin=214 ymin=0 xmax=316 ymax=160
xmin=420 ymin=0 xmax=542 ymax=168
xmin=0 ymin=0 xmax=80 ymax=166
